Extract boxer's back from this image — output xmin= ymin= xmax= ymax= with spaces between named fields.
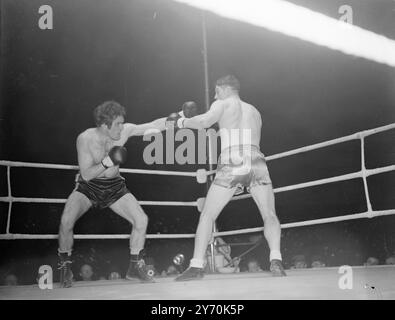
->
xmin=218 ymin=97 xmax=262 ymax=150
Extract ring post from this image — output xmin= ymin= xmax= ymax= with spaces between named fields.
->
xmin=201 ymin=12 xmax=217 ymax=273
xmin=6 ymin=166 xmax=12 ymax=234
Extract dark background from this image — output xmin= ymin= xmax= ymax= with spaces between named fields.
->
xmin=0 ymin=0 xmax=395 ymax=284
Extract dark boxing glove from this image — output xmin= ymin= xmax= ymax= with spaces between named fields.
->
xmin=101 ymin=146 xmax=127 ymax=168
xmin=182 ymin=101 xmax=198 ymax=118
xmin=166 ymin=112 xmax=185 ymax=129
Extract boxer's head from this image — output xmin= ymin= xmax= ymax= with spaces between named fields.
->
xmin=94 ymin=101 xmax=126 ymax=140
xmin=215 ymin=75 xmax=240 ymax=100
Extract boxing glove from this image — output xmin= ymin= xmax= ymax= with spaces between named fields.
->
xmin=101 ymin=146 xmax=127 ymax=168
xmin=182 ymin=101 xmax=198 ymax=118
xmin=166 ymin=112 xmax=185 ymax=129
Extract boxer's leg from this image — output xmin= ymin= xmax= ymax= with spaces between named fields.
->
xmin=176 ymin=184 xmax=236 ymax=281
xmin=249 ymin=184 xmax=280 ymax=253
xmin=58 ymin=191 xmax=92 ymax=287
xmin=250 ymin=184 xmax=286 ymax=276
xmin=58 ymin=191 xmax=92 ymax=253
xmin=109 ymin=193 xmax=148 ymax=256
xmin=192 ymin=184 xmax=236 ymax=265
xmin=110 ymin=193 xmax=153 ymax=282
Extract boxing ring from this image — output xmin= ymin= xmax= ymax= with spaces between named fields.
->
xmin=1 ymin=123 xmax=395 ymax=299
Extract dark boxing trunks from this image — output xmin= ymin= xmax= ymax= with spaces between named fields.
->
xmin=213 ymin=145 xmax=272 ymax=195
xmin=75 ymin=174 xmax=130 ymax=209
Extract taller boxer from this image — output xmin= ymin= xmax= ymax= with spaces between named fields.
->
xmin=167 ymin=76 xmax=286 ymax=281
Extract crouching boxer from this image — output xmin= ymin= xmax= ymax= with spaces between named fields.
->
xmin=58 ymin=101 xmax=168 ymax=287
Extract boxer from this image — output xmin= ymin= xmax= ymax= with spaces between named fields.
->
xmin=58 ymin=101 xmax=169 ymax=287
xmin=167 ymin=75 xmax=286 ymax=281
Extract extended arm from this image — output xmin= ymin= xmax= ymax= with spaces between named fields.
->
xmin=183 ymin=100 xmax=225 ymax=129
xmin=123 ymin=117 xmax=168 ymax=137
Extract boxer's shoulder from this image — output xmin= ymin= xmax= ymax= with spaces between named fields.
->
xmin=76 ymin=129 xmax=102 ymax=154
xmin=77 ymin=128 xmax=97 ymax=142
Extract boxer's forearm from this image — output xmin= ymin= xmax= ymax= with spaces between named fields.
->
xmin=183 ymin=117 xmax=205 ymax=130
xmin=80 ymin=163 xmax=107 ymax=181
xmin=151 ymin=117 xmax=167 ymax=132
xmin=127 ymin=117 xmax=168 ymax=137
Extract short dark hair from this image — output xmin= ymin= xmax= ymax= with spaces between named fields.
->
xmin=93 ymin=101 xmax=126 ymax=128
xmin=216 ymin=75 xmax=240 ymax=92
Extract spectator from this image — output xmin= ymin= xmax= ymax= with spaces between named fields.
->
xmin=311 ymin=255 xmax=326 ymax=268
xmin=385 ymin=255 xmax=395 ymax=265
xmin=106 ymin=265 xmax=122 ymax=280
xmin=247 ymin=259 xmax=262 ymax=272
xmin=248 ymin=234 xmax=263 ymax=244
xmin=4 ymin=274 xmax=18 ymax=286
xmin=364 ymin=257 xmax=379 ymax=266
xmin=108 ymin=271 xmax=122 ymax=280
xmin=290 ymin=254 xmax=307 ymax=269
xmin=232 ymin=258 xmax=241 ymax=273
xmin=205 ymin=237 xmax=233 ymax=272
xmin=79 ymin=264 xmax=94 ymax=281
xmin=161 ymin=265 xmax=180 ymax=277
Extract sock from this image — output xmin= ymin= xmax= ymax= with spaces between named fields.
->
xmin=270 ymin=250 xmax=282 ymax=261
xmin=58 ymin=249 xmax=72 ymax=259
xmin=130 ymin=249 xmax=143 ymax=262
xmin=190 ymin=258 xmax=204 ymax=269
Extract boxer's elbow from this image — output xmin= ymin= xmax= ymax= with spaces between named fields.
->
xmin=80 ymin=172 xmax=91 ymax=181
xmin=80 ymin=169 xmax=94 ymax=182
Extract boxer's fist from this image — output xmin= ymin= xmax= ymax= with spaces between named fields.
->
xmin=166 ymin=112 xmax=185 ymax=129
xmin=102 ymin=146 xmax=127 ymax=168
xmin=182 ymin=101 xmax=198 ymax=118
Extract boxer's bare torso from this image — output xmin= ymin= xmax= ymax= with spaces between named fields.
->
xmin=77 ymin=128 xmax=128 ymax=179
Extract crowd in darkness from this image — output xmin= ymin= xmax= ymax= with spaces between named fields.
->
xmin=1 ymin=215 xmax=394 ymax=286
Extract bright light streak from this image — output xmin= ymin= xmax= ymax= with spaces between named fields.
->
xmin=173 ymin=0 xmax=395 ymax=68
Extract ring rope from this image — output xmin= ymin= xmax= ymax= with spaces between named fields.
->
xmin=2 ymin=164 xmax=394 ymax=206
xmin=0 ymin=160 xmax=198 ymax=177
xmin=1 ymin=122 xmax=395 ymax=239
xmin=0 ymin=197 xmax=197 ymax=207
xmin=1 ymin=209 xmax=395 ymax=240
xmin=266 ymin=123 xmax=395 ymax=162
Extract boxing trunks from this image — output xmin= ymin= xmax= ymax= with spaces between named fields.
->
xmin=75 ymin=174 xmax=130 ymax=209
xmin=213 ymin=145 xmax=272 ymax=195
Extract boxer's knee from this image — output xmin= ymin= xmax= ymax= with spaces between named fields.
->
xmin=59 ymin=215 xmax=75 ymax=233
xmin=59 ymin=207 xmax=79 ymax=233
xmin=134 ymin=213 xmax=148 ymax=231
